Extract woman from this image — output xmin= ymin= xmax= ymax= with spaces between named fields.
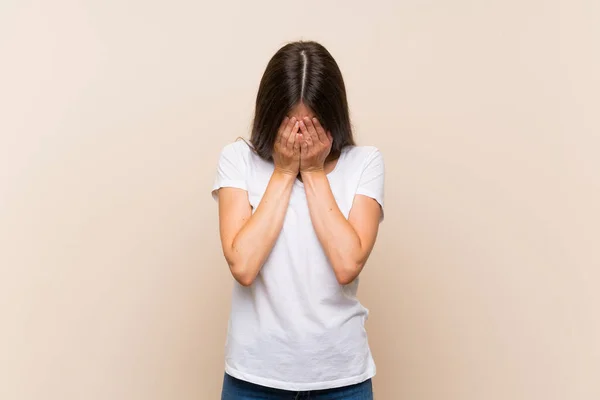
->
xmin=212 ymin=41 xmax=384 ymax=399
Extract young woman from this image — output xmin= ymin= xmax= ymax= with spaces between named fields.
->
xmin=212 ymin=41 xmax=384 ymax=400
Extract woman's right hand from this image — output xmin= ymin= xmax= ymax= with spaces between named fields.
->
xmin=273 ymin=116 xmax=301 ymax=176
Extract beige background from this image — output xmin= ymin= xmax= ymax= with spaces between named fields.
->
xmin=1 ymin=0 xmax=599 ymax=399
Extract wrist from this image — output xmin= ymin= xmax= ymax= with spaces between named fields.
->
xmin=301 ymin=167 xmax=326 ymax=176
xmin=300 ymin=169 xmax=327 ymax=185
xmin=273 ymin=168 xmax=298 ymax=184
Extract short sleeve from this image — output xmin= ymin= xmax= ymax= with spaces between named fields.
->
xmin=211 ymin=142 xmax=248 ymax=201
xmin=356 ymin=148 xmax=385 ymax=221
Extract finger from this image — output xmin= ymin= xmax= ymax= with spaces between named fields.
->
xmin=298 ymin=118 xmax=310 ymax=137
xmin=302 ymin=124 xmax=313 ymax=147
xmin=286 ymin=120 xmax=299 ymax=151
xmin=301 ymin=137 xmax=309 ymax=154
xmin=327 ymin=131 xmax=333 ymax=144
xmin=298 ymin=120 xmax=313 ymax=150
xmin=304 ymin=117 xmax=320 ymax=143
xmin=293 ymin=133 xmax=302 ymax=154
xmin=281 ymin=117 xmax=296 ymax=147
xmin=312 ymin=117 xmax=328 ymax=144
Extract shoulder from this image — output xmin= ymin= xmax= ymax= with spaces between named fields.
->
xmin=342 ymin=145 xmax=384 ymax=169
xmin=220 ymin=139 xmax=253 ymax=158
xmin=217 ymin=139 xmax=255 ymax=166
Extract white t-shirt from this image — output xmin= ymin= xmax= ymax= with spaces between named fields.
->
xmin=211 ymin=140 xmax=385 ymax=391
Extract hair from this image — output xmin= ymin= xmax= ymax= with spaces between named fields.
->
xmin=250 ymin=41 xmax=355 ymax=160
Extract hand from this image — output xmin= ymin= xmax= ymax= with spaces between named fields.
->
xmin=273 ymin=116 xmax=301 ymax=176
xmin=299 ymin=117 xmax=332 ymax=173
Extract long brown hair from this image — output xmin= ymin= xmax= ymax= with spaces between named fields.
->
xmin=250 ymin=41 xmax=355 ymax=160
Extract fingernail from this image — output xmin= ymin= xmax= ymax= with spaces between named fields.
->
xmin=295 ymin=121 xmax=299 ymax=127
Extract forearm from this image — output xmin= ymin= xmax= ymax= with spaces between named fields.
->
xmin=302 ymin=171 xmax=366 ymax=284
xmin=225 ymin=171 xmax=295 ymax=285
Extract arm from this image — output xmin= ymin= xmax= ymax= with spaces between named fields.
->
xmin=302 ymin=173 xmax=381 ymax=284
xmin=215 ymin=117 xmax=301 ymax=286
xmin=218 ymin=171 xmax=295 ymax=286
xmin=299 ymin=116 xmax=383 ymax=285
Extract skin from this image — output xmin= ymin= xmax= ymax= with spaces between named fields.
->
xmin=218 ymin=103 xmax=382 ymax=286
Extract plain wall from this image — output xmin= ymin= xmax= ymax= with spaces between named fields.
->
xmin=1 ymin=1 xmax=598 ymax=399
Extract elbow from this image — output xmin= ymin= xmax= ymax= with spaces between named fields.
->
xmin=234 ymin=274 xmax=255 ymax=287
xmin=227 ymin=259 xmax=257 ymax=287
xmin=335 ymin=273 xmax=355 ymax=286
xmin=334 ymin=260 xmax=365 ymax=285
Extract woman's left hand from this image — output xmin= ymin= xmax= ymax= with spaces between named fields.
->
xmin=299 ymin=117 xmax=333 ymax=173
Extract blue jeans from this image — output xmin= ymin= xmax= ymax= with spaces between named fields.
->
xmin=221 ymin=373 xmax=373 ymax=400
